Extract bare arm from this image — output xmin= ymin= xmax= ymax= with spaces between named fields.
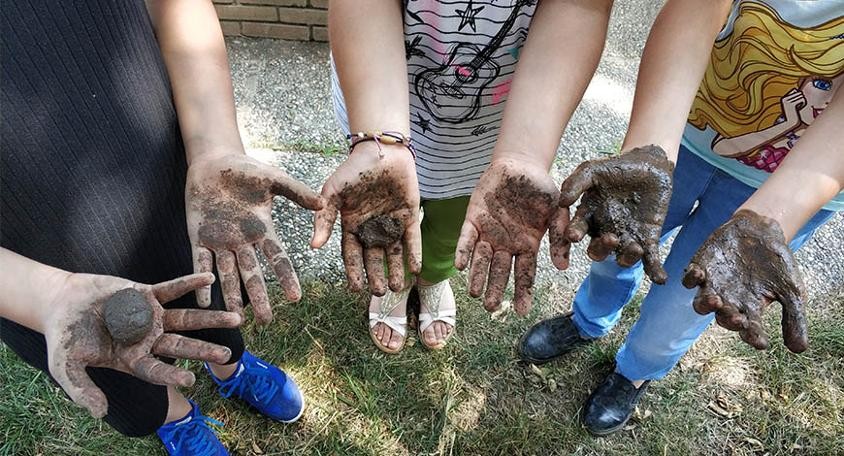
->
xmin=146 ymin=0 xmax=243 ymax=163
xmin=0 ymin=248 xmax=68 ymax=332
xmin=147 ymin=0 xmax=323 ymax=322
xmin=456 ymin=0 xmax=613 ymax=314
xmin=622 ymin=0 xmax=733 ymax=161
xmin=493 ymin=0 xmax=613 ymax=168
xmin=311 ymin=0 xmax=422 ymax=294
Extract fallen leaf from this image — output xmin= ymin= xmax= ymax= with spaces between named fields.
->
xmin=743 ymin=437 xmax=764 ymax=451
xmin=252 ymin=441 xmax=264 ymax=454
xmin=491 ymin=301 xmax=511 ymax=321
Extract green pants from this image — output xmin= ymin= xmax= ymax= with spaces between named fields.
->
xmin=419 ymin=196 xmax=470 ymax=284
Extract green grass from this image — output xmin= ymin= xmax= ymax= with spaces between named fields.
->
xmin=2 ymin=279 xmax=843 ymax=455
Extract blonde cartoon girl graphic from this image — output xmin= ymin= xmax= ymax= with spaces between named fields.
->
xmin=688 ymin=1 xmax=844 ymax=173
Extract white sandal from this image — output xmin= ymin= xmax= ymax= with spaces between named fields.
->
xmin=368 ymin=288 xmax=411 ymax=354
xmin=417 ymin=280 xmax=457 ymax=350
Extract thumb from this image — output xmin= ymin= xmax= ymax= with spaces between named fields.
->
xmin=311 ymin=191 xmax=339 ymax=249
xmin=559 ymin=161 xmax=596 ymax=206
xmin=260 ymin=164 xmax=324 ymax=211
xmin=548 ymin=206 xmax=571 ymax=270
xmin=776 ymin=280 xmax=809 ymax=353
xmin=51 ymin=360 xmax=108 ymax=419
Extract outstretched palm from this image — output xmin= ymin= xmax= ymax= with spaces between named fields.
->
xmin=311 ymin=142 xmax=422 ymax=295
xmin=683 ymin=210 xmax=809 ymax=353
xmin=455 ymin=159 xmax=561 ymax=315
xmin=556 ymin=145 xmax=674 ymax=283
xmin=42 ymin=273 xmax=241 ymax=418
xmin=186 ymin=154 xmax=323 ymax=324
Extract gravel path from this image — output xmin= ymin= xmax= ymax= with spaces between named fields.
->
xmin=225 ymin=1 xmax=843 ymax=306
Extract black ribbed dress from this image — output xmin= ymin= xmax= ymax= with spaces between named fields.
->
xmin=1 ymin=0 xmax=244 ymax=437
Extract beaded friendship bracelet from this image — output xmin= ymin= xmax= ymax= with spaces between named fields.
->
xmin=347 ymin=130 xmax=416 ymax=159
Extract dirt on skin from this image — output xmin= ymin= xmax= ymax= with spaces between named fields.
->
xmin=354 ymin=215 xmax=404 ymax=248
xmin=562 ymin=145 xmax=674 ymax=283
xmin=684 ymin=209 xmax=808 ymax=353
xmin=471 ymin=172 xmax=557 ymax=312
xmin=102 ymin=288 xmax=153 ymax=345
xmin=192 ymin=169 xmax=272 ymax=250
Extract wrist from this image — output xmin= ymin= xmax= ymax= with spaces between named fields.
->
xmin=33 ymin=268 xmax=75 ymax=333
xmin=491 ymin=148 xmax=553 ymax=171
xmin=185 ymin=137 xmax=246 ymax=166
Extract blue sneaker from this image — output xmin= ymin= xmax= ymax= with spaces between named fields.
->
xmin=206 ymin=351 xmax=305 ymax=423
xmin=156 ymin=400 xmax=228 ymax=456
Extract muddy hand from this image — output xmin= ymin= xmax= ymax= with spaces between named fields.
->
xmin=186 ymin=154 xmax=323 ymax=324
xmin=455 ymin=160 xmax=560 ymax=315
xmin=42 ymin=273 xmax=242 ymax=418
xmin=682 ymin=210 xmax=808 ymax=353
xmin=557 ymin=145 xmax=673 ymax=283
xmin=311 ymin=141 xmax=421 ymax=296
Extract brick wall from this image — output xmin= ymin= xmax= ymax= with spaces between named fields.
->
xmin=213 ymin=0 xmax=328 ymax=42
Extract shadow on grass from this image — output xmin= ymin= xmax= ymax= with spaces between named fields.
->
xmin=2 ymin=279 xmax=842 ymax=455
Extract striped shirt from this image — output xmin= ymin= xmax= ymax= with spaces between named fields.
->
xmin=332 ymin=0 xmax=536 ymax=200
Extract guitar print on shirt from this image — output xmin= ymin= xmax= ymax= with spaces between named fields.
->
xmin=412 ymin=0 xmax=534 ymax=124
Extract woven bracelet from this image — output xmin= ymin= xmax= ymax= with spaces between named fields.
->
xmin=347 ymin=131 xmax=416 ymax=159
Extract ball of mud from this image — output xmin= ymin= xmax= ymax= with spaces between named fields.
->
xmin=102 ymin=288 xmax=153 ymax=345
xmin=354 ymin=215 xmax=404 ymax=248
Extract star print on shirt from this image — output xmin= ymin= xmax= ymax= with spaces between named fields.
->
xmin=456 ymin=0 xmax=484 ymax=32
xmin=415 ymin=112 xmax=431 ymax=134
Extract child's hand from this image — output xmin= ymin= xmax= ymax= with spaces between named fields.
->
xmin=456 ymin=159 xmax=560 ymax=315
xmin=555 ymin=145 xmax=674 ymax=283
xmin=683 ymin=209 xmax=808 ymax=353
xmin=311 ymin=141 xmax=421 ymax=295
xmin=185 ymin=154 xmax=323 ymax=324
xmin=42 ymin=273 xmax=242 ymax=418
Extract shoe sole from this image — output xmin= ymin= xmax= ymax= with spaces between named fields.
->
xmin=280 ymin=398 xmax=306 ymax=424
xmin=584 ymin=417 xmax=630 ymax=437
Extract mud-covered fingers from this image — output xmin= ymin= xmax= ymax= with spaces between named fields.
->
xmin=513 ymin=253 xmax=537 ymax=316
xmin=691 ymin=288 xmax=723 ymax=315
xmin=162 ymin=309 xmax=242 ymax=331
xmin=739 ymin=312 xmax=770 ymax=350
xmin=682 ymin=262 xmax=707 ymax=289
xmin=341 ymin=233 xmax=366 ymax=292
xmin=777 ymin=290 xmax=809 ymax=353
xmin=548 ymin=206 xmax=571 ymax=270
xmin=587 ymin=233 xmax=619 ymax=262
xmin=468 ymin=241 xmax=493 ymax=298
xmin=714 ymin=304 xmax=749 ymax=332
xmin=642 ymin=242 xmax=667 ymax=285
xmin=263 ymin=166 xmax=324 ymax=210
xmin=454 ymin=222 xmax=479 ymax=271
xmin=192 ymin=246 xmax=214 ymax=307
xmin=558 ymin=161 xmax=595 ymax=206
xmin=51 ymin=360 xmax=108 ymax=419
xmin=130 ymin=355 xmax=195 ymax=387
xmin=151 ymin=272 xmax=216 ymax=305
xmin=152 ymin=333 xmax=232 ymax=364
xmin=310 ymin=196 xmax=338 ymax=249
xmin=261 ymin=233 xmax=302 ymax=303
xmin=363 ymin=247 xmax=387 ymax=296
xmin=237 ymin=246 xmax=272 ymax=325
xmin=215 ymin=250 xmax=243 ymax=315
xmin=386 ymin=242 xmax=406 ymax=292
xmin=615 ymin=237 xmax=644 ymax=267
xmin=564 ymin=202 xmax=592 ymax=243
xmin=483 ymin=251 xmax=512 ymax=312
xmin=404 ymin=220 xmax=423 ymax=275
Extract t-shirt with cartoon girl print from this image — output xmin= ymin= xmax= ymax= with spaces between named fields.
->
xmin=681 ymin=0 xmax=844 ymax=210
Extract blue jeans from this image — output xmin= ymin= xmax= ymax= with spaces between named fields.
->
xmin=571 ymin=147 xmax=835 ymax=381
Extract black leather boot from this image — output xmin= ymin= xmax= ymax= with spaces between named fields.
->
xmin=583 ymin=372 xmax=650 ymax=436
xmin=517 ymin=312 xmax=594 ymax=364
